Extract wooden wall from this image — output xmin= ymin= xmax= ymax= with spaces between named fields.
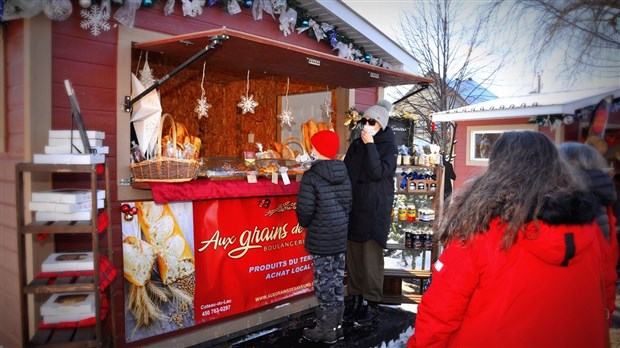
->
xmin=141 ymin=53 xmax=331 ymax=157
xmin=0 ymin=20 xmax=26 ymax=348
xmin=0 ymin=1 xmax=383 ymax=346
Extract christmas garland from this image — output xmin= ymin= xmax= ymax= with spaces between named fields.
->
xmin=0 ymin=0 xmax=392 ymax=69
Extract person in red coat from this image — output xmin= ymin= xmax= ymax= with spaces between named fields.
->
xmin=408 ymin=131 xmax=614 ymax=348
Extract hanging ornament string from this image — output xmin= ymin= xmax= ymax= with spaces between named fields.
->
xmin=320 ymin=86 xmax=333 ymax=123
xmin=278 ymin=77 xmax=294 ymax=127
xmin=135 ymin=50 xmax=143 ymax=76
xmin=195 ymin=61 xmax=211 ymax=119
xmin=238 ymin=70 xmax=259 ymax=114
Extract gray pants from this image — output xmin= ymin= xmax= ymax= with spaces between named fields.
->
xmin=313 ymin=253 xmax=346 ymax=312
xmin=345 ymin=239 xmax=384 ymax=302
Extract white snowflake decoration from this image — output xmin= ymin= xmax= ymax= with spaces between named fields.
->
xmin=278 ymin=77 xmax=294 ymax=127
xmin=195 ymin=96 xmax=211 ymax=119
xmin=80 ymin=4 xmax=111 ymax=36
xmin=278 ymin=107 xmax=294 ymax=128
xmin=238 ymin=71 xmax=259 ymax=114
xmin=195 ymin=62 xmax=211 ymax=119
xmin=321 ymin=98 xmax=333 ymax=119
xmin=139 ymin=60 xmax=157 ymax=88
xmin=238 ymin=95 xmax=259 ymax=114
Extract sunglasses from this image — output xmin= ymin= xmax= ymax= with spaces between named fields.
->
xmin=359 ymin=118 xmax=377 ymax=126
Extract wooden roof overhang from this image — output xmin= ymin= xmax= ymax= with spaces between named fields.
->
xmin=132 ymin=27 xmax=433 ymax=90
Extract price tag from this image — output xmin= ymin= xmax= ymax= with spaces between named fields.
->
xmin=271 ymin=171 xmax=278 ymax=184
xmin=281 ymin=171 xmax=290 ymax=185
xmin=247 ymin=172 xmax=257 ymax=183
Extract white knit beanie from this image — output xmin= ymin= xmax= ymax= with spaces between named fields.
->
xmin=364 ymin=99 xmax=392 ymax=130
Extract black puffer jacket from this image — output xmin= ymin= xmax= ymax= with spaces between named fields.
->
xmin=343 ymin=127 xmax=398 ymax=248
xmin=584 ymin=169 xmax=617 ymax=240
xmin=296 ymin=159 xmax=352 ymax=256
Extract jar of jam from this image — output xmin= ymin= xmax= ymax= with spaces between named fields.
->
xmin=406 ymin=205 xmax=417 ymax=221
xmin=398 ymin=207 xmax=407 ymax=221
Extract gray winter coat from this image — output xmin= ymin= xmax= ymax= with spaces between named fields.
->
xmin=296 ymin=159 xmax=352 ymax=256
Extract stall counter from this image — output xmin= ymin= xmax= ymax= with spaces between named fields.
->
xmin=147 ymin=177 xmax=301 ymax=203
xmin=121 ymin=177 xmax=313 ymax=345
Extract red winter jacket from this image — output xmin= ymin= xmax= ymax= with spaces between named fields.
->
xmin=408 ymin=218 xmax=615 ymax=348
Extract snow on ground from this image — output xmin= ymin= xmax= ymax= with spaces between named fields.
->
xmin=377 ymin=303 xmax=417 ymax=348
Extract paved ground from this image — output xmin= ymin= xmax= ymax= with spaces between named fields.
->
xmin=195 ymin=281 xmax=620 ymax=348
xmin=195 ymin=302 xmax=415 ymax=348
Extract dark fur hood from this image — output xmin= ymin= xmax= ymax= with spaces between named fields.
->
xmin=536 ymin=192 xmax=598 ymax=225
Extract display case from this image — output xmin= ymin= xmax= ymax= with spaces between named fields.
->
xmin=383 ymin=164 xmax=443 ymax=304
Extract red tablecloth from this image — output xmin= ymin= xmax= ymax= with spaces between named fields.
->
xmin=148 ymin=178 xmax=301 ymax=203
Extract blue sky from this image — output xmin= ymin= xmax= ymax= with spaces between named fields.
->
xmin=343 ymin=0 xmax=619 ymax=98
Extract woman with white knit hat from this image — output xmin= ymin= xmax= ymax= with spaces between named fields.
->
xmin=343 ymin=99 xmax=398 ymax=326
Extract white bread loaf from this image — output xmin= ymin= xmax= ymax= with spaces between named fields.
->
xmin=123 ymin=236 xmax=158 ymax=286
xmin=156 ymin=235 xmax=195 ymax=284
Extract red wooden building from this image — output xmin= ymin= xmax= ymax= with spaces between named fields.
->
xmin=0 ymin=1 xmax=432 ymax=347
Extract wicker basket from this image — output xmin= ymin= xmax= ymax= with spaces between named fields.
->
xmin=130 ymin=114 xmax=199 ymax=183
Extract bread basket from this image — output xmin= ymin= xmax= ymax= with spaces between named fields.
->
xmin=130 ymin=114 xmax=199 ymax=183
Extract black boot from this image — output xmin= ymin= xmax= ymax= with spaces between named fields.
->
xmin=336 ymin=305 xmax=344 ymax=341
xmin=354 ymin=301 xmax=380 ymax=326
xmin=343 ymin=295 xmax=363 ymax=323
xmin=303 ymin=308 xmax=339 ymax=344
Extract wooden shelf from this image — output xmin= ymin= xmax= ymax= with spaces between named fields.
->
xmin=20 ymin=220 xmax=96 ymax=234
xmin=16 ymin=162 xmax=115 ymax=348
xmin=384 ymin=268 xmax=431 ymax=279
xmin=382 ymin=293 xmax=422 ymax=305
xmin=29 ymin=326 xmax=102 ymax=348
xmin=17 ymin=162 xmax=100 ymax=174
xmin=385 ymin=243 xmax=434 ymax=251
xmin=395 ymin=190 xmax=438 ymax=195
xmin=25 ymin=275 xmax=96 ymax=294
xmin=386 ymin=165 xmax=442 ymax=304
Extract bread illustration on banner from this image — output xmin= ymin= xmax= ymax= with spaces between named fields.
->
xmin=123 ymin=235 xmax=158 ymax=286
xmin=122 ymin=235 xmax=167 ymax=331
xmin=136 ymin=201 xmax=195 ymax=285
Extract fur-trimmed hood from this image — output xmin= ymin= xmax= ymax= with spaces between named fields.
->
xmin=536 ymin=192 xmax=598 ymax=226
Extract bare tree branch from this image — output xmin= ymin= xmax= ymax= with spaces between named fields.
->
xmin=391 ymin=0 xmax=507 ymax=161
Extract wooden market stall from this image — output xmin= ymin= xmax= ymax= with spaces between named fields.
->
xmin=1 ymin=1 xmax=433 ymax=347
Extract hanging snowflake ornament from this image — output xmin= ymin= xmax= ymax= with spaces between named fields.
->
xmin=80 ymin=2 xmax=111 ymax=36
xmin=195 ymin=97 xmax=212 ymax=119
xmin=195 ymin=62 xmax=211 ymax=119
xmin=278 ymin=78 xmax=294 ymax=127
xmin=238 ymin=70 xmax=259 ymax=114
xmin=320 ymin=97 xmax=333 ymax=120
xmin=278 ymin=107 xmax=294 ymax=128
xmin=238 ymin=95 xmax=259 ymax=114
